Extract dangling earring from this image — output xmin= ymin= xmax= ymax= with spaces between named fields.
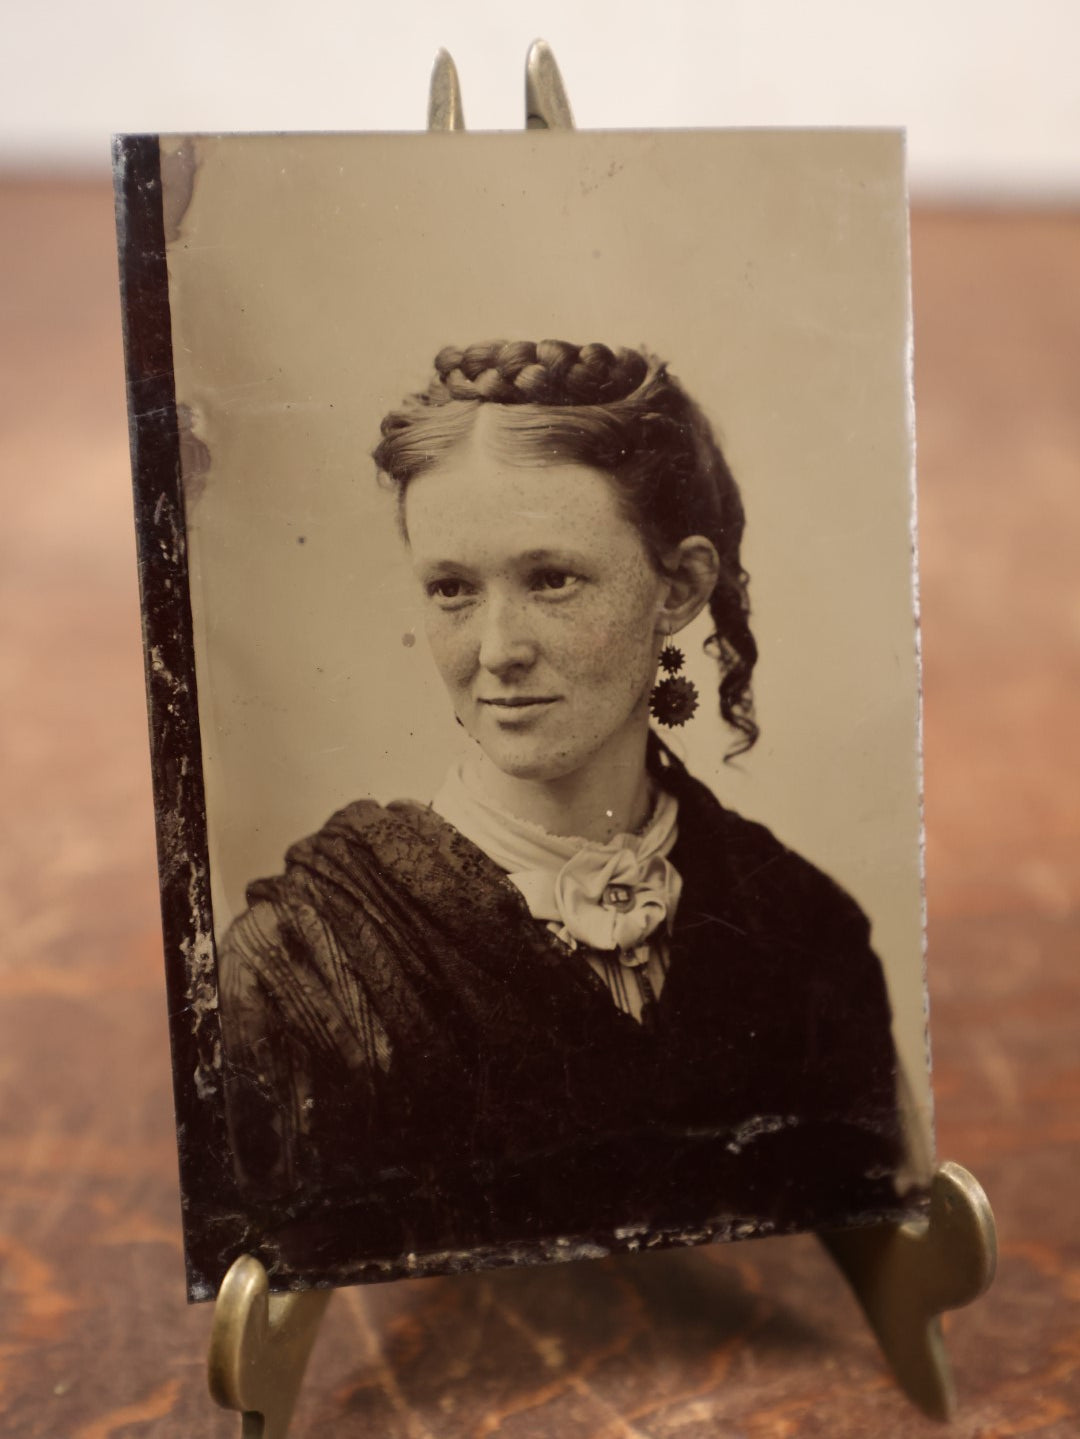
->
xmin=649 ymin=643 xmax=699 ymax=727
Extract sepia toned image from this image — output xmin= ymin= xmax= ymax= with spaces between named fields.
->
xmin=117 ymin=126 xmax=933 ymax=1299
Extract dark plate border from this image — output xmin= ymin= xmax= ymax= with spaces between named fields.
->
xmin=113 ymin=135 xmax=237 ymax=1300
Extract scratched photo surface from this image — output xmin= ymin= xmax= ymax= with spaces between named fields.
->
xmin=116 ymin=129 xmax=933 ymax=1299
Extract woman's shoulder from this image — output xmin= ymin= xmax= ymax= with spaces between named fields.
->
xmin=220 ymin=794 xmax=527 ymax=976
xmin=667 ymin=762 xmax=873 ymax=945
xmin=217 ymin=799 xmax=431 ymax=967
xmin=287 ymin=794 xmax=490 ymax=860
xmin=244 ymin=796 xmax=459 ymax=896
xmin=287 ymin=794 xmax=521 ymax=901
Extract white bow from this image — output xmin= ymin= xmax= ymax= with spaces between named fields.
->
xmin=432 ymin=762 xmax=682 ymax=956
xmin=551 ymin=846 xmax=682 ymax=952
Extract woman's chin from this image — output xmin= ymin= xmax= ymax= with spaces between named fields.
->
xmin=471 ymin=734 xmax=581 ymax=786
xmin=485 ymin=752 xmax=575 ymax=785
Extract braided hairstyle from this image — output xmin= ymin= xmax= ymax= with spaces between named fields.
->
xmin=373 ymin=339 xmax=759 ymax=757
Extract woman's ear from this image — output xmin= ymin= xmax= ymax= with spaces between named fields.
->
xmin=656 ymin=536 xmax=720 ymax=635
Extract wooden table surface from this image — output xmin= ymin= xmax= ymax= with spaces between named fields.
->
xmin=1 ymin=181 xmax=1077 ymax=1438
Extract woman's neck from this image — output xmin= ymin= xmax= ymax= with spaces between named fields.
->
xmin=467 ymin=727 xmax=653 ymax=843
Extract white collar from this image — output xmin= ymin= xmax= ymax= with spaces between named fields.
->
xmin=432 ymin=763 xmax=682 ymax=953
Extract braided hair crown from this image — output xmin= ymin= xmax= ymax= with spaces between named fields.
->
xmin=374 ymin=338 xmax=760 ymax=758
xmin=428 ymin=340 xmax=649 ymax=409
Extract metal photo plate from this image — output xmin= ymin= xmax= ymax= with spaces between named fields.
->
xmin=114 ymin=128 xmax=932 ymax=1300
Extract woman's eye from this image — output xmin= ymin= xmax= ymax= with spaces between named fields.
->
xmin=532 ymin=569 xmax=578 ymax=594
xmin=426 ymin=578 xmax=475 ymax=606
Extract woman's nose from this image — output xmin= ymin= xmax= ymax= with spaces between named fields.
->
xmin=477 ymin=595 xmax=537 ymax=675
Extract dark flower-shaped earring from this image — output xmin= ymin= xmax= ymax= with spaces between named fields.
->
xmin=650 ymin=643 xmax=699 ymax=727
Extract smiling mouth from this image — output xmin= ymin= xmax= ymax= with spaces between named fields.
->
xmin=480 ymin=697 xmax=559 ymax=708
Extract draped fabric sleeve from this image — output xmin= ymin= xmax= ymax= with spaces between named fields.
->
xmin=660 ymin=770 xmax=914 ymax=1224
xmin=725 ymin=838 xmax=909 ymax=1214
xmin=799 ymin=883 xmax=901 ymax=1136
xmin=765 ymin=881 xmax=909 ymax=1217
xmin=217 ymin=896 xmax=391 ymax=1200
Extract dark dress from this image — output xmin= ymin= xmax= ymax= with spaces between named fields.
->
xmin=217 ymin=755 xmax=913 ymax=1287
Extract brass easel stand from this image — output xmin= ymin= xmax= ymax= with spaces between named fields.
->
xmin=207 ymin=42 xmax=997 ymax=1437
xmin=209 ymin=1163 xmax=995 ymax=1437
xmin=824 ymin=1160 xmax=996 ymax=1419
xmin=208 ymin=1256 xmax=331 ymax=1439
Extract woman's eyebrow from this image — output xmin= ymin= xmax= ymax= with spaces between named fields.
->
xmin=413 ymin=558 xmax=474 ymax=579
xmin=517 ymin=547 xmax=589 ymax=566
xmin=413 ymin=548 xmax=589 ymax=579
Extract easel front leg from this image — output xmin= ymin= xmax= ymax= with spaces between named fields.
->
xmin=822 ymin=1161 xmax=997 ymax=1419
xmin=208 ymin=1255 xmax=332 ymax=1439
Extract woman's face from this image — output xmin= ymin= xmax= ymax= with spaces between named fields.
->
xmin=405 ymin=434 xmax=668 ymax=785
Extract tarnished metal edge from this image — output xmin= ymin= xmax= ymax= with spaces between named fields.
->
xmin=112 ymin=133 xmax=230 ymax=1304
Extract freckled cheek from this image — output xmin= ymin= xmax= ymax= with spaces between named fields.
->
xmin=424 ymin=618 xmax=476 ymax=694
xmin=565 ymin=601 xmax=654 ymax=687
xmin=562 ymin=629 xmax=607 ymax=673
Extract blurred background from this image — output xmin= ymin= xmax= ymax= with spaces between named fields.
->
xmin=1 ymin=4 xmax=1078 ymax=1436
xmin=1 ymin=0 xmax=1078 ymax=197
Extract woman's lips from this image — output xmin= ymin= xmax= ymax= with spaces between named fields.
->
xmin=479 ymin=696 xmax=560 ymax=724
xmin=480 ymin=696 xmax=559 ymax=707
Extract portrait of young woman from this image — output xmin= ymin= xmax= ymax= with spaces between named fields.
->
xmin=214 ymin=337 xmax=916 ymax=1277
xmin=130 ymin=127 xmax=932 ymax=1294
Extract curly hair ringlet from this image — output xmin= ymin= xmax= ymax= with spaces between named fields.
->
xmin=372 ymin=339 xmax=759 ymax=758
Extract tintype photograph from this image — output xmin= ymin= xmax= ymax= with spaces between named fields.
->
xmin=116 ymin=127 xmax=933 ymax=1298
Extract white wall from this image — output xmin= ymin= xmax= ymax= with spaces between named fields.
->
xmin=2 ymin=0 xmax=1078 ymax=197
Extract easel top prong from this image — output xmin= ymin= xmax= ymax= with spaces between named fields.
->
xmin=426 ymin=41 xmax=575 ymax=134
xmin=428 ymin=48 xmax=465 ymax=132
xmin=526 ymin=40 xmax=576 ymax=130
